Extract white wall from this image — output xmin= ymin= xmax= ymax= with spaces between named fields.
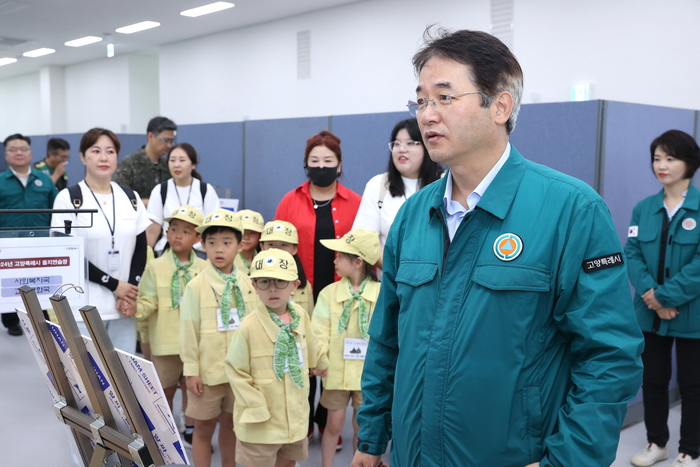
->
xmin=1 ymin=0 xmax=699 ymax=137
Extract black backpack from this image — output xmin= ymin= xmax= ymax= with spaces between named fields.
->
xmin=160 ymin=180 xmax=207 ymax=209
xmin=68 ymin=183 xmax=138 ymax=212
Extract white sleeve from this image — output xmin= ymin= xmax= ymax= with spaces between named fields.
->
xmin=146 ymin=183 xmax=164 ymax=224
xmin=202 ymin=183 xmax=220 ymax=216
xmin=51 ymin=188 xmax=73 ymax=230
xmin=134 ymin=191 xmax=153 ymax=234
xmin=352 ymin=173 xmax=384 ymax=233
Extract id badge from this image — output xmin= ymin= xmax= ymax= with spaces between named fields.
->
xmin=108 ymin=250 xmax=120 ymax=271
xmin=284 ymin=343 xmax=304 ymax=373
xmin=343 ymin=338 xmax=367 ymax=360
xmin=216 ymin=308 xmax=240 ymax=331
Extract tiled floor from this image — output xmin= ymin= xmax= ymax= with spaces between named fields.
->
xmin=0 ymin=328 xmax=685 ymax=466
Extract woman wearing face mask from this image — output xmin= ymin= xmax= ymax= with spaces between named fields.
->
xmin=275 ymin=130 xmax=361 ymax=445
xmin=145 ymin=143 xmax=220 ymax=257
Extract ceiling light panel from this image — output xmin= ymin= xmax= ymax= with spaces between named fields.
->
xmin=65 ymin=36 xmax=103 ymax=47
xmin=181 ymin=2 xmax=235 ymax=17
xmin=23 ymin=48 xmax=56 ymax=58
xmin=0 ymin=57 xmax=18 ymax=66
xmin=116 ymin=21 xmax=160 ymax=34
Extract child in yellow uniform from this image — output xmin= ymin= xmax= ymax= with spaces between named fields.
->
xmin=180 ymin=208 xmax=260 ymax=467
xmin=259 ymin=220 xmax=314 ymax=316
xmin=312 ymin=229 xmax=381 ymax=467
xmin=136 ymin=205 xmax=206 ymax=443
xmin=234 ymin=209 xmax=264 ymax=275
xmin=225 ymin=249 xmax=326 ymax=467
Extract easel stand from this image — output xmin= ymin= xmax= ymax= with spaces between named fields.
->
xmin=19 ymin=285 xmax=167 ymax=467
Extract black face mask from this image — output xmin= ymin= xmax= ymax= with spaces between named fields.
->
xmin=306 ymin=166 xmax=339 ymax=188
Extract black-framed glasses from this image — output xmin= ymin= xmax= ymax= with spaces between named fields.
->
xmin=253 ymin=278 xmax=290 ymax=290
xmin=407 ymin=91 xmax=482 ymax=117
xmin=388 ymin=140 xmax=422 ymax=151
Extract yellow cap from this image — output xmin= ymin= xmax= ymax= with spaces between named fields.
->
xmin=163 ymin=205 xmax=204 ymax=227
xmin=238 ymin=209 xmax=264 ymax=233
xmin=250 ymin=248 xmax=298 ymax=281
xmin=320 ymin=228 xmax=380 ymax=265
xmin=260 ymin=220 xmax=299 ymax=244
xmin=195 ymin=208 xmax=244 ymax=234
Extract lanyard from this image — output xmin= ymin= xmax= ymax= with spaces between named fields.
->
xmin=174 ymin=179 xmax=193 ymax=207
xmin=210 ymin=285 xmax=220 ymax=305
xmin=85 ymin=181 xmax=116 ymax=249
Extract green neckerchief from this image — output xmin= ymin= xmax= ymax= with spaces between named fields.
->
xmin=337 ymin=276 xmax=371 ymax=340
xmin=238 ymin=253 xmax=251 ymax=271
xmin=267 ymin=303 xmax=303 ymax=388
xmin=171 ymin=249 xmax=196 ymax=309
xmin=213 ymin=267 xmax=246 ymax=325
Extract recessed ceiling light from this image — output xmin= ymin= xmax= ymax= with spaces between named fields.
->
xmin=0 ymin=57 xmax=18 ymax=66
xmin=116 ymin=21 xmax=160 ymax=35
xmin=65 ymin=36 xmax=103 ymax=47
xmin=23 ymin=48 xmax=56 ymax=58
xmin=181 ymin=2 xmax=234 ymax=17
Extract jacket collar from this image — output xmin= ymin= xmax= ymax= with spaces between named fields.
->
xmin=253 ymin=301 xmax=303 ymax=343
xmin=335 ymin=276 xmax=380 ymax=303
xmin=651 ymin=184 xmax=700 ymax=213
xmin=429 ymin=145 xmax=526 ymax=221
xmin=297 ymin=180 xmax=351 ymax=201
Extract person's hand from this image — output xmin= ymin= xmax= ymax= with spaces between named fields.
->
xmin=186 ymin=376 xmax=204 ymax=396
xmin=114 ymin=280 xmax=138 ymax=302
xmin=656 ymin=307 xmax=679 ymax=320
xmin=351 ymin=451 xmax=384 ymax=467
xmin=54 ymin=161 xmax=67 ymax=177
xmin=642 ymin=289 xmax=662 ymax=310
xmin=117 ymin=298 xmax=136 ymax=317
xmin=524 ymin=463 xmax=540 ymax=467
xmin=309 ymin=368 xmax=328 ymax=377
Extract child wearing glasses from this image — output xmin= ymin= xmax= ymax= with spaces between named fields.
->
xmin=259 ymin=220 xmax=314 ymax=318
xmin=179 ymin=209 xmax=260 ymax=467
xmin=225 ymin=248 xmax=324 ymax=467
xmin=234 ymin=209 xmax=264 ymax=275
xmin=311 ymin=228 xmax=381 ymax=466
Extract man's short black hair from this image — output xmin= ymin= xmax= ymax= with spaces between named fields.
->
xmin=200 ymin=226 xmax=242 ymax=244
xmin=146 ymin=116 xmax=177 ymax=135
xmin=4 ymin=134 xmax=31 ymax=147
xmin=47 ymin=138 xmax=70 ymax=154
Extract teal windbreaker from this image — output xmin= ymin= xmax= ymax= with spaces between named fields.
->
xmin=357 ymin=147 xmax=644 ymax=467
xmin=624 ymin=185 xmax=700 ymax=337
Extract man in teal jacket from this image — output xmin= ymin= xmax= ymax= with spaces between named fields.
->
xmin=352 ymin=29 xmax=644 ymax=467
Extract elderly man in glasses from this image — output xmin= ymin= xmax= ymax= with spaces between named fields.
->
xmin=115 ymin=116 xmax=177 ymax=206
xmin=0 ymin=133 xmax=58 ymax=336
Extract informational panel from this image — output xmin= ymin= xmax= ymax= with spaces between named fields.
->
xmin=17 ymin=310 xmax=189 ymax=465
xmin=0 ymin=236 xmax=86 ymax=312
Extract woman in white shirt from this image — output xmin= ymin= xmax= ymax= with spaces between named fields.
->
xmin=145 ymin=143 xmax=219 ymax=256
xmin=352 ymin=118 xmax=444 ymax=269
xmin=52 ymin=128 xmax=151 ymax=352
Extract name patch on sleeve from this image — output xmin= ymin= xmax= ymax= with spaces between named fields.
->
xmin=582 ymin=253 xmax=624 ymax=273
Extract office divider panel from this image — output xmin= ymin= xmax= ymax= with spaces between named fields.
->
xmin=177 ymin=122 xmax=244 ymax=203
xmin=602 ymin=101 xmax=696 ymax=244
xmin=330 ymin=111 xmax=410 ymax=196
xmin=244 ymin=116 xmax=329 ymax=221
xmin=510 ymin=100 xmax=600 ymax=189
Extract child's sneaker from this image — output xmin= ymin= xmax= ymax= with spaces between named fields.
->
xmin=670 ymin=453 xmax=700 ymax=467
xmin=630 ymin=443 xmax=668 ymax=466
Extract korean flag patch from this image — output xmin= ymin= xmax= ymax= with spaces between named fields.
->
xmin=628 ymin=226 xmax=638 ymax=237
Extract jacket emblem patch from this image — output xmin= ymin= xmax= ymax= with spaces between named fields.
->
xmin=682 ymin=218 xmax=697 ymax=231
xmin=493 ymin=233 xmax=523 ymax=261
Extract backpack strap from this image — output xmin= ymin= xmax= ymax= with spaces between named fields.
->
xmin=67 ymin=184 xmax=83 ymax=210
xmin=378 ymin=173 xmax=389 ymax=209
xmin=161 ymin=181 xmax=168 ymax=209
xmin=118 ymin=184 xmax=138 ymax=211
xmin=200 ymin=180 xmax=208 ymax=200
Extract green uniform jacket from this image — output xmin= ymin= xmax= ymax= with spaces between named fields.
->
xmin=356 ymin=147 xmax=644 ymax=467
xmin=624 ymin=185 xmax=700 ymax=337
xmin=114 ymin=147 xmax=171 ymax=199
xmin=0 ymin=167 xmax=57 ymax=231
xmin=34 ymin=159 xmax=68 ymax=191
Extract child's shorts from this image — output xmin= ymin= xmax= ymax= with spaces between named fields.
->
xmin=236 ymin=438 xmax=308 ymax=467
xmin=320 ymin=389 xmax=363 ymax=410
xmin=151 ymin=354 xmax=183 ymax=389
xmin=185 ymin=383 xmax=234 ymax=420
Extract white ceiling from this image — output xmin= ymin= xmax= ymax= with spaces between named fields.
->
xmin=0 ymin=0 xmax=365 ymax=80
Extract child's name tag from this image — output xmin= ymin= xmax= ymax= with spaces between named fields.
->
xmin=108 ymin=250 xmax=120 ymax=271
xmin=284 ymin=343 xmax=304 ymax=373
xmin=343 ymin=338 xmax=367 ymax=360
xmin=217 ymin=308 xmax=240 ymax=331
